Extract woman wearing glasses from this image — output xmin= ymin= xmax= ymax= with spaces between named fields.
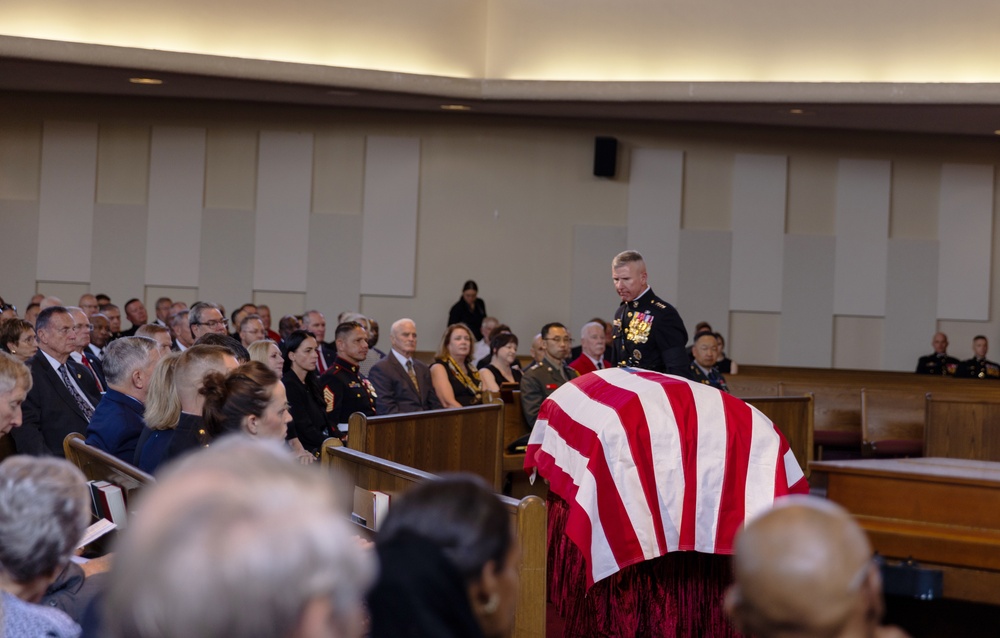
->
xmin=430 ymin=324 xmax=482 ymax=408
xmin=0 ymin=319 xmax=37 ymax=364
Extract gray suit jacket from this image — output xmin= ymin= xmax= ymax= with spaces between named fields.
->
xmin=369 ymin=353 xmax=442 ymax=414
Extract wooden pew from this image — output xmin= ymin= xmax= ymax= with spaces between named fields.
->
xmin=346 ymin=404 xmax=504 ymax=491
xmin=323 ymin=444 xmax=546 ymax=638
xmin=744 ymin=395 xmax=814 ymax=476
xmin=495 ymin=387 xmax=529 ymax=473
xmin=811 ymin=457 xmax=1000 ymax=605
xmin=925 ymin=394 xmax=1000 ymax=461
xmin=780 ymin=381 xmax=862 ymax=459
xmin=860 ymin=388 xmax=925 ymax=458
xmin=62 ymin=432 xmax=155 ymax=510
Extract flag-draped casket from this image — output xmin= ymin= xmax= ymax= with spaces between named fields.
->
xmin=525 ymin=367 xmax=809 ymax=586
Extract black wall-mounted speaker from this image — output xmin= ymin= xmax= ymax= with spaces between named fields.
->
xmin=593 ymin=136 xmax=618 ymax=178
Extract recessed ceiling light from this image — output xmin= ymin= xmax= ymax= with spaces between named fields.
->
xmin=440 ymin=104 xmax=472 ymax=111
xmin=129 ymin=77 xmax=163 ymax=85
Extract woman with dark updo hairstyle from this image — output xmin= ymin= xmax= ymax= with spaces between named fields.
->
xmin=201 ymin=361 xmax=292 ymax=442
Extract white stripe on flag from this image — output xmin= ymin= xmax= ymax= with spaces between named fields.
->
xmin=599 ymin=369 xmax=685 ymax=551
xmin=552 ymin=380 xmax=659 ymax=559
xmin=691 ymin=380 xmax=729 ymax=553
xmin=744 ymin=405 xmax=781 ymax=522
xmin=576 ymin=457 xmax=620 ymax=582
xmin=783 ymin=447 xmax=805 ymax=489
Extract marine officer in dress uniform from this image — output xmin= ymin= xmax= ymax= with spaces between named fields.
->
xmin=954 ymin=335 xmax=1000 ymax=380
xmin=687 ymin=330 xmax=730 ymax=392
xmin=610 ymin=250 xmax=689 ymax=376
xmin=318 ymin=321 xmax=377 ymax=436
xmin=915 ymin=332 xmax=960 ymax=376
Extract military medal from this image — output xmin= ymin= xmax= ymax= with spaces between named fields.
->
xmin=633 ymin=349 xmax=642 ymax=360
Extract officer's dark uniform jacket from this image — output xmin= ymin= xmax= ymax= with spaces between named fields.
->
xmin=612 ymin=288 xmax=688 ymax=376
xmin=319 ymin=356 xmax=377 ymax=426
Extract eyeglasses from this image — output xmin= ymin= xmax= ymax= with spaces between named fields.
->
xmin=0 ymin=304 xmax=16 ymax=313
xmin=192 ymin=318 xmax=228 ymax=329
xmin=545 ymin=337 xmax=573 ymax=344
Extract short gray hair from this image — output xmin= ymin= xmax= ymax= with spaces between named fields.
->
xmin=0 ymin=456 xmax=89 ymax=584
xmin=612 ymin=249 xmax=645 ymax=269
xmin=104 ymin=336 xmax=158 ymax=386
xmin=580 ymin=321 xmax=604 ymax=339
xmin=0 ymin=351 xmax=31 ymax=396
xmin=189 ymin=302 xmax=222 ymax=327
xmin=104 ymin=438 xmax=375 ymax=638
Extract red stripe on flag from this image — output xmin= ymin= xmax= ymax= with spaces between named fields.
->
xmin=574 ymin=373 xmax=668 ymax=554
xmin=713 ymin=392 xmax=751 ymax=552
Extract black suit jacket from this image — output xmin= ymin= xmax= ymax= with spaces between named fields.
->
xmin=12 ymin=352 xmax=102 ymax=456
xmin=81 ymin=350 xmax=107 ymax=392
xmin=369 ymin=352 xmax=442 ymax=414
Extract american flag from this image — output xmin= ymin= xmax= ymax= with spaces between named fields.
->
xmin=525 ymin=368 xmax=808 ymax=586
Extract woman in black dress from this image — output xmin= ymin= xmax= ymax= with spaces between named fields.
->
xmin=447 ymin=280 xmax=487 ymax=341
xmin=430 ymin=324 xmax=482 ymax=408
xmin=281 ymin=329 xmax=335 ymax=455
xmin=479 ymin=333 xmax=522 ymax=393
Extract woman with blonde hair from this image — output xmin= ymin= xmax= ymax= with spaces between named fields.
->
xmin=248 ymin=339 xmax=283 ymax=376
xmin=430 ymin=324 xmax=482 ymax=408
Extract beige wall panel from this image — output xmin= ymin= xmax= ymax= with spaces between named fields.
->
xmin=678 ymin=229 xmax=731 ymax=338
xmin=313 ymin=131 xmax=365 ymax=214
xmin=198 ymin=208 xmax=255 ymax=314
xmin=90 ymin=203 xmax=147 ymax=304
xmin=780 ymin=234 xmax=835 ymax=368
xmin=307 ymin=213 xmax=362 ymax=320
xmin=833 ymin=316 xmax=884 ymax=370
xmin=204 ymin=128 xmax=257 ymax=211
xmin=253 ymin=291 xmax=306 ymax=330
xmin=937 ymin=163 xmax=994 ymax=321
xmin=37 ymin=121 xmax=97 ymax=283
xmin=729 ymin=312 xmax=780 ymax=366
xmin=0 ymin=121 xmax=41 ymax=201
xmin=787 ymin=154 xmax=837 ymax=235
xmin=571 ymin=225 xmax=627 ymax=335
xmin=36 ymin=282 xmax=88 ymax=306
xmin=833 ymin=159 xmax=891 ymax=317
xmin=627 ymin=148 xmax=684 ymax=302
xmin=96 ymin=124 xmax=150 ymax=205
xmin=145 ymin=286 xmax=198 ymax=310
xmin=0 ymin=199 xmax=40 ymax=309
xmin=883 ymin=239 xmax=938 ymax=371
xmin=890 ymin=160 xmax=939 ymax=240
xmin=682 ymin=147 xmax=732 ymax=231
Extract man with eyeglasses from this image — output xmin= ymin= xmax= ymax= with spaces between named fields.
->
xmin=520 ymin=322 xmax=579 ymax=431
xmin=189 ymin=302 xmax=229 ymax=341
xmin=67 ymin=306 xmax=107 ymax=392
xmin=610 ymin=250 xmax=689 ymax=375
xmin=10 ymin=306 xmax=102 ymax=456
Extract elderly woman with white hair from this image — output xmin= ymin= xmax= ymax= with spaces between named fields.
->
xmin=0 ymin=455 xmax=90 ymax=637
xmin=0 ymin=351 xmax=31 ymax=438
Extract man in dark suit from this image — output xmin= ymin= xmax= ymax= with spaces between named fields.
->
xmin=11 ymin=306 xmax=102 ymax=456
xmin=610 ymin=250 xmax=689 ymax=375
xmin=915 ymin=332 xmax=959 ymax=376
xmin=369 ymin=318 xmax=442 ymax=414
xmin=122 ymin=298 xmax=149 ymax=337
xmin=302 ymin=310 xmax=336 ymax=374
xmin=569 ymin=321 xmax=612 ymax=375
xmin=85 ymin=336 xmax=161 ymax=463
xmin=68 ymin=306 xmax=107 ymax=392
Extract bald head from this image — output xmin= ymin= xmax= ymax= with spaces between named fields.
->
xmin=726 ymin=496 xmax=882 ymax=638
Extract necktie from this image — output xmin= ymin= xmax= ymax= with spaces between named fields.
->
xmin=597 ymin=360 xmax=604 ymax=370
xmin=59 ymin=363 xmax=95 ymax=421
xmin=317 ymin=348 xmax=327 ymax=374
xmin=79 ymin=355 xmax=104 ymax=392
xmin=406 ymin=359 xmax=419 ymax=392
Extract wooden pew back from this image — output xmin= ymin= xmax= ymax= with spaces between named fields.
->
xmin=925 ymin=394 xmax=1000 ymax=461
xmin=860 ymin=387 xmax=926 ymax=455
xmin=743 ymin=395 xmax=814 ymax=475
xmin=323 ymin=444 xmax=546 ymax=638
xmin=779 ymin=381 xmax=860 ymax=433
xmin=62 ymin=432 xmax=155 ymax=508
xmin=347 ymin=404 xmax=504 ymax=491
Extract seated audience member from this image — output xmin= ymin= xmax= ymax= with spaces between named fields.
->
xmin=915 ymin=332 xmax=959 ymax=376
xmin=0 ymin=455 xmax=89 ymax=637
xmin=103 ymin=438 xmax=375 ymax=638
xmin=524 ymin=333 xmax=545 ymax=373
xmin=94 ymin=294 xmax=110 ymax=306
xmin=194 ymin=332 xmax=250 ymax=363
xmin=201 ymin=361 xmax=292 ymax=444
xmin=475 ymin=323 xmax=513 ymax=370
xmin=282 ymin=330 xmax=336 ymax=455
xmin=368 ymin=474 xmax=518 ymax=638
xmin=448 ymin=280 xmax=488 ymax=342
xmin=369 ymin=319 xmax=442 ymax=414
xmin=319 ymin=321 xmax=377 ymax=432
xmin=67 ymin=306 xmax=106 ymax=392
xmin=954 ymin=335 xmax=1000 ymax=380
xmin=78 ymin=295 xmax=99 ymax=317
xmin=88 ymin=314 xmax=112 ymax=360
xmin=24 ymin=302 xmax=41 ymax=327
xmin=135 ymin=323 xmax=172 ymax=357
xmin=0 ymin=298 xmax=16 ymax=322
xmin=121 ymin=298 xmax=148 ymax=337
xmin=187 ymin=301 xmax=228 ymax=340
xmin=568 ymin=321 xmax=611 ymax=375
xmin=13 ymin=306 xmax=102 ymax=457
xmin=687 ymin=321 xmax=714 ymax=360
xmin=85 ymin=337 xmax=161 ymax=464
xmin=152 ymin=296 xmax=172 ymax=329
xmin=40 ymin=295 xmax=64 ymax=310
xmin=688 ymin=330 xmax=729 ymax=392
xmin=238 ymin=314 xmax=266 ymax=348
xmin=98 ymin=303 xmax=122 ymax=339
xmin=256 ymin=304 xmax=281 ymax=342
xmin=725 ymin=496 xmax=910 ymax=638
xmin=472 ymin=316 xmax=500 ymax=366
xmin=229 ymin=304 xmax=255 ymax=340
xmin=134 ymin=345 xmax=239 ymax=473
xmin=0 ymin=352 xmax=31 ymax=437
xmin=479 ymin=332 xmax=522 ymax=393
xmin=430 ymin=323 xmax=483 ymax=408
xmin=248 ymin=339 xmax=283 ymax=376
xmin=714 ymin=332 xmax=736 ymax=374
xmin=168 ymin=310 xmax=194 ymax=351
xmin=363 ymin=318 xmax=387 ymax=375
xmin=301 ymin=310 xmax=334 ymax=373
xmin=520 ymin=323 xmax=578 ymax=430
xmin=278 ymin=314 xmax=300 ymax=343
xmin=0 ymin=318 xmax=37 ymax=363
xmin=568 ymin=317 xmax=610 ymax=362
